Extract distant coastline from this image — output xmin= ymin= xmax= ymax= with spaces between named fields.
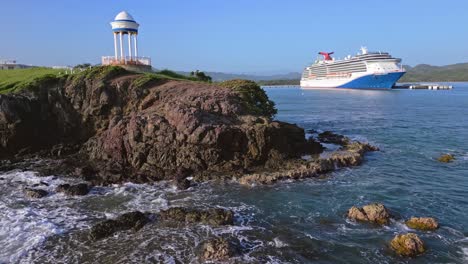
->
xmin=254 ymin=62 xmax=468 ymax=86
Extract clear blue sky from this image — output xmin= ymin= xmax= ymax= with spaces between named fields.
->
xmin=2 ymin=0 xmax=467 ymax=74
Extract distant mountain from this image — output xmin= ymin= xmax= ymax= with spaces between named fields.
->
xmin=172 ymin=62 xmax=468 ymax=85
xmin=399 ymin=63 xmax=468 ymax=82
xmin=176 ymin=71 xmax=301 ymax=82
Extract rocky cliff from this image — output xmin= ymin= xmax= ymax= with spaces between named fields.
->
xmin=0 ymin=67 xmax=326 ymax=184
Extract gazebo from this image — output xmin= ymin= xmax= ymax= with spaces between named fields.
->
xmin=102 ymin=11 xmax=151 ymax=67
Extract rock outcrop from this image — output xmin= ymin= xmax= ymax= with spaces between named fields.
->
xmin=405 ymin=217 xmax=439 ymax=231
xmin=198 ymin=237 xmax=240 ymax=261
xmin=56 ymin=183 xmax=90 ymax=196
xmin=159 ymin=207 xmax=234 ymax=226
xmin=24 ymin=188 xmax=48 ymax=199
xmin=347 ymin=203 xmax=390 ymax=225
xmin=237 ymin=139 xmax=378 ymax=185
xmin=0 ymin=67 xmax=378 ymax=185
xmin=437 ymin=154 xmax=455 ymax=163
xmin=390 ymin=233 xmax=425 ymax=257
xmin=0 ymin=67 xmax=326 ymax=184
xmin=89 ymin=211 xmax=149 ymax=240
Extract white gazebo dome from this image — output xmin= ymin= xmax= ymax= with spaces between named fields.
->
xmin=111 ymin=11 xmax=139 ymax=33
xmin=114 ymin=11 xmax=135 ymax=22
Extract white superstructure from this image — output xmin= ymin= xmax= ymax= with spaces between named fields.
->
xmin=300 ymin=47 xmax=406 ymax=89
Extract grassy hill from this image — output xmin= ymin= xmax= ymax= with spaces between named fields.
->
xmin=0 ymin=67 xmax=204 ymax=94
xmin=0 ymin=68 xmax=62 ymax=94
xmin=399 ymin=63 xmax=468 ymax=82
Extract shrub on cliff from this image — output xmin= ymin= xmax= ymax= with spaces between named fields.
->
xmin=219 ymin=79 xmax=277 ymax=118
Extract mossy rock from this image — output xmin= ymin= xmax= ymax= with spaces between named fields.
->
xmin=347 ymin=203 xmax=390 ymax=225
xmin=390 ymin=233 xmax=425 ymax=257
xmin=219 ymin=79 xmax=277 ymax=118
xmin=437 ymin=154 xmax=455 ymax=163
xmin=405 ymin=217 xmax=439 ymax=231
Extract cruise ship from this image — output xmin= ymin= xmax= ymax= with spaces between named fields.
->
xmin=300 ymin=47 xmax=406 ymax=89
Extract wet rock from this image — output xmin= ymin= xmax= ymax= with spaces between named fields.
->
xmin=24 ymin=188 xmax=48 ymax=198
xmin=89 ymin=211 xmax=149 ymax=240
xmin=390 ymin=233 xmax=425 ymax=257
xmin=174 ymin=178 xmax=191 ymax=190
xmin=74 ymin=165 xmax=96 ymax=178
xmin=318 ymin=131 xmax=350 ymax=145
xmin=199 ymin=237 xmax=239 ymax=261
xmin=437 ymin=154 xmax=455 ymax=163
xmin=56 ymin=183 xmax=90 ymax=196
xmin=159 ymin=207 xmax=234 ymax=226
xmin=405 ymin=217 xmax=439 ymax=231
xmin=347 ymin=203 xmax=390 ymax=225
xmin=32 ymin=181 xmax=49 ymax=187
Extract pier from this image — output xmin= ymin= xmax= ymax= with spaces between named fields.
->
xmin=393 ymin=83 xmax=453 ymax=90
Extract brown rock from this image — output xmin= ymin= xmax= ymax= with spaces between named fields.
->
xmin=437 ymin=154 xmax=455 ymax=163
xmin=390 ymin=233 xmax=425 ymax=257
xmin=347 ymin=203 xmax=390 ymax=225
xmin=405 ymin=217 xmax=439 ymax=231
xmin=0 ymin=67 xmax=378 ymax=185
xmin=89 ymin=211 xmax=149 ymax=240
xmin=199 ymin=237 xmax=239 ymax=261
xmin=24 ymin=188 xmax=48 ymax=199
xmin=56 ymin=183 xmax=90 ymax=196
xmin=159 ymin=207 xmax=234 ymax=226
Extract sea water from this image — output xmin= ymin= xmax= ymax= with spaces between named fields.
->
xmin=1 ymin=84 xmax=467 ymax=263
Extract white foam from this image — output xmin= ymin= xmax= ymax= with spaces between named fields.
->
xmin=463 ymin=247 xmax=468 ymax=261
xmin=271 ymin=237 xmax=288 ymax=248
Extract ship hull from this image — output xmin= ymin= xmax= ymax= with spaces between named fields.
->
xmin=300 ymin=71 xmax=405 ymax=89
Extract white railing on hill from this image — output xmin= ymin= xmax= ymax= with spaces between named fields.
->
xmin=101 ymin=56 xmax=151 ymax=66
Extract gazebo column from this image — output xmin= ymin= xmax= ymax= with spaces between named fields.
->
xmin=134 ymin=34 xmax=138 ymax=58
xmin=119 ymin=32 xmax=125 ymax=64
xmin=128 ymin=32 xmax=132 ymax=62
xmin=113 ymin=32 xmax=118 ymax=61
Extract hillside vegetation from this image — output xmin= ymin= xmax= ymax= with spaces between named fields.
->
xmin=399 ymin=63 xmax=468 ymax=82
xmin=0 ymin=67 xmax=210 ymax=94
xmin=0 ymin=68 xmax=62 ymax=94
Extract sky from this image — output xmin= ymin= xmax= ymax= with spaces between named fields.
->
xmin=1 ymin=0 xmax=468 ymax=74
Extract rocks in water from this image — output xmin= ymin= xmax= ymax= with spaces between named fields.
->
xmin=32 ymin=181 xmax=49 ymax=187
xmin=347 ymin=203 xmax=390 ymax=225
xmin=437 ymin=154 xmax=455 ymax=163
xmin=159 ymin=207 xmax=234 ymax=226
xmin=198 ymin=237 xmax=239 ymax=261
xmin=318 ymin=131 xmax=350 ymax=145
xmin=405 ymin=217 xmax=439 ymax=231
xmin=56 ymin=183 xmax=90 ymax=196
xmin=173 ymin=167 xmax=192 ymax=189
xmin=237 ymin=140 xmax=378 ymax=186
xmin=174 ymin=178 xmax=191 ymax=190
xmin=89 ymin=211 xmax=149 ymax=240
xmin=390 ymin=233 xmax=425 ymax=257
xmin=24 ymin=188 xmax=48 ymax=198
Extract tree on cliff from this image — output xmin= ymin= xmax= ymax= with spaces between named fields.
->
xmin=190 ymin=70 xmax=212 ymax=83
xmin=219 ymin=79 xmax=277 ymax=118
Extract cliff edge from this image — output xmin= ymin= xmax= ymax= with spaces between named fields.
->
xmin=0 ymin=67 xmax=326 ymax=184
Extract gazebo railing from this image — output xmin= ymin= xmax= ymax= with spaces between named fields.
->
xmin=102 ymin=56 xmax=151 ymax=66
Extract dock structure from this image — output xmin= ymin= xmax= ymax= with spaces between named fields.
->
xmin=393 ymin=83 xmax=453 ymax=90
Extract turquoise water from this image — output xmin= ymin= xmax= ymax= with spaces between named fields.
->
xmin=1 ymin=85 xmax=467 ymax=263
xmin=256 ymin=85 xmax=468 ymax=262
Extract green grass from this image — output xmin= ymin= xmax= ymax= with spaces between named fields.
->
xmin=0 ymin=68 xmax=62 ymax=94
xmin=132 ymin=70 xmax=201 ymax=89
xmin=0 ymin=67 xmax=206 ymax=95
